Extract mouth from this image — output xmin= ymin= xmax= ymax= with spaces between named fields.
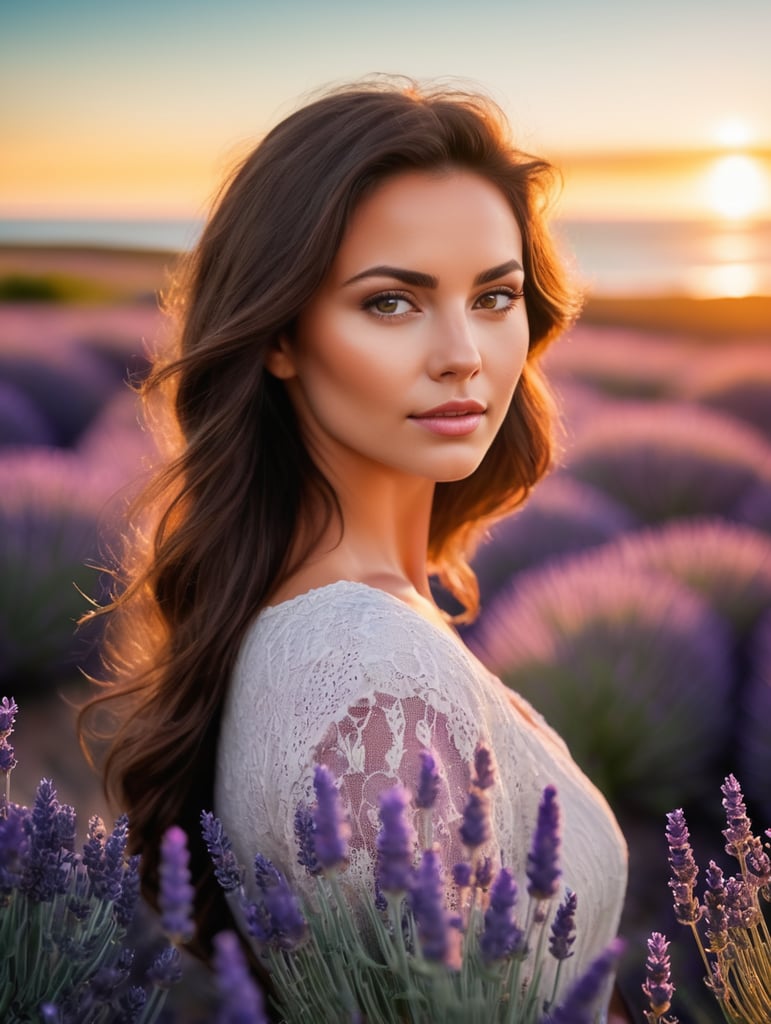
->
xmin=409 ymin=400 xmax=486 ymax=437
xmin=410 ymin=399 xmax=486 ymax=419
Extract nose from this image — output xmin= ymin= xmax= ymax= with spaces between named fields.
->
xmin=428 ymin=310 xmax=482 ymax=381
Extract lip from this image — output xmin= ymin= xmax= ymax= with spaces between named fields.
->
xmin=410 ymin=399 xmax=486 ymax=418
xmin=409 ymin=399 xmax=486 ymax=437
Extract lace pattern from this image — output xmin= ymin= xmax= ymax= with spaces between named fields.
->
xmin=215 ymin=581 xmax=627 ymax=997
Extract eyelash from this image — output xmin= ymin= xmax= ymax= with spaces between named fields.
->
xmin=362 ymin=286 xmax=525 ymax=320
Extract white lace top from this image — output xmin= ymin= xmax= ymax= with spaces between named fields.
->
xmin=215 ymin=581 xmax=627 ymax=1003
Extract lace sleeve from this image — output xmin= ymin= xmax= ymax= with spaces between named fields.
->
xmin=313 ymin=688 xmax=486 ymax=893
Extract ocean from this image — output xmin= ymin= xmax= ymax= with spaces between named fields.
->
xmin=1 ymin=216 xmax=770 ymax=299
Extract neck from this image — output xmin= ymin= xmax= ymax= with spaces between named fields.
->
xmin=282 ymin=460 xmax=437 ymax=604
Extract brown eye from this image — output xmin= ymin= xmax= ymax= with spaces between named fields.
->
xmin=477 ymin=293 xmax=499 ymax=310
xmin=364 ymin=293 xmax=414 ymax=317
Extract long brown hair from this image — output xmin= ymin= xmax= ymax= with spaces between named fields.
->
xmin=80 ymin=78 xmax=580 ymax=955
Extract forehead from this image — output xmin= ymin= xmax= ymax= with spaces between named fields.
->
xmin=330 ymin=169 xmax=523 ymax=277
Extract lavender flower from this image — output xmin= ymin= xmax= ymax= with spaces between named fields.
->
xmin=0 ymin=743 xmax=16 ymax=773
xmin=704 ymin=861 xmax=728 ymax=953
xmin=201 ymin=810 xmax=244 ymax=891
xmin=549 ymin=889 xmax=577 ymax=961
xmin=115 ymin=854 xmax=141 ymax=928
xmin=408 ymin=848 xmax=450 ymax=963
xmin=116 ymin=986 xmax=147 ymax=1024
xmin=479 ymin=867 xmax=524 ymax=964
xmin=0 ymin=695 xmax=17 ymax=734
xmin=724 ymin=875 xmax=757 ymax=929
xmin=415 ymin=749 xmax=441 ymax=810
xmin=376 ymin=785 xmax=415 ymax=895
xmin=21 ymin=778 xmax=66 ymax=901
xmin=213 ymin=930 xmax=268 ymax=1024
xmin=293 ymin=802 xmax=321 ymax=876
xmin=159 ymin=825 xmax=195 ymax=943
xmin=312 ymin=764 xmax=350 ymax=871
xmin=0 ymin=801 xmax=28 ymax=894
xmin=472 ymin=744 xmax=496 ymax=790
xmin=100 ymin=814 xmax=129 ymax=902
xmin=721 ymin=774 xmax=753 ymax=858
xmin=642 ymin=932 xmax=675 ymax=1018
xmin=459 ymin=788 xmax=491 ymax=850
xmin=527 ymin=785 xmax=561 ymax=900
xmin=249 ymin=853 xmax=307 ymax=949
xmin=549 ymin=937 xmax=625 ymax=1024
xmin=146 ymin=945 xmax=183 ymax=989
xmin=452 ymin=862 xmax=472 ymax=889
xmin=86 ymin=814 xmax=129 ymax=903
xmin=665 ymin=809 xmax=700 ymax=925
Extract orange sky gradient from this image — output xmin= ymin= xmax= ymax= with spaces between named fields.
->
xmin=3 ymin=0 xmax=770 ymax=224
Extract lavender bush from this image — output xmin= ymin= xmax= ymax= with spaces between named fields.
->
xmin=0 ymin=695 xmax=182 ymax=1022
xmin=469 ymin=556 xmax=732 ymax=809
xmin=595 ymin=518 xmax=771 ymax=640
xmin=651 ymin=774 xmax=771 ymax=1022
xmin=563 ymin=401 xmax=771 ymax=525
xmin=0 ymin=351 xmax=116 ymax=448
xmin=0 ymin=450 xmax=108 ymax=686
xmin=0 ymin=694 xmax=267 ymax=1024
xmin=469 ymin=475 xmax=637 ymax=607
xmin=0 ymin=381 xmax=54 ymax=448
xmin=202 ymin=756 xmax=624 ymax=1023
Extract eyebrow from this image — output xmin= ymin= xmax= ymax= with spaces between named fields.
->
xmin=342 ymin=259 xmax=524 ymax=289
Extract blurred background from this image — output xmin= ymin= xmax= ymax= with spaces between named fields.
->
xmin=2 ymin=1 xmax=770 ymax=1020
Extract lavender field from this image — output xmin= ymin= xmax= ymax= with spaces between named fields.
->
xmin=1 ymin=245 xmax=770 ymax=1020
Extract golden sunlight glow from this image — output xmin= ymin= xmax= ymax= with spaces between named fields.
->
xmin=702 ymin=155 xmax=768 ymax=220
xmin=713 ymin=118 xmax=754 ymax=148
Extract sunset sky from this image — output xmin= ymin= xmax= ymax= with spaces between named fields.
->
xmin=3 ymin=0 xmax=771 ymax=221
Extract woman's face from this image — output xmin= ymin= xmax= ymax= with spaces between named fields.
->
xmin=268 ymin=169 xmax=530 ymax=487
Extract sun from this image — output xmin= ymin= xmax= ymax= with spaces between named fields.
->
xmin=703 ymin=154 xmax=768 ymax=221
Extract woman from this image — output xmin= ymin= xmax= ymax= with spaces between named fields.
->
xmin=84 ymin=80 xmax=629 ymax=1018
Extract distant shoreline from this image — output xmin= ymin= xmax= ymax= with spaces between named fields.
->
xmin=0 ymin=242 xmax=769 ymax=340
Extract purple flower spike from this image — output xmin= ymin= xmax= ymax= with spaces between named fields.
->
xmin=642 ymin=932 xmax=675 ymax=1018
xmin=452 ymin=862 xmax=473 ymax=889
xmin=293 ymin=802 xmax=321 ymax=876
xmin=250 ymin=853 xmax=307 ymax=950
xmin=115 ymin=853 xmax=141 ymax=928
xmin=21 ymin=778 xmax=66 ymax=902
xmin=665 ymin=809 xmax=700 ymax=925
xmin=146 ymin=945 xmax=183 ymax=989
xmin=98 ymin=814 xmax=129 ymax=902
xmin=472 ymin=744 xmax=496 ymax=790
xmin=312 ymin=764 xmax=350 ymax=871
xmin=213 ymin=930 xmax=268 ymax=1024
xmin=527 ymin=785 xmax=561 ymax=900
xmin=201 ymin=811 xmax=244 ymax=892
xmin=704 ymin=861 xmax=728 ymax=953
xmin=721 ymin=774 xmax=753 ymax=858
xmin=459 ymin=788 xmax=491 ymax=850
xmin=377 ymin=785 xmax=415 ymax=895
xmin=0 ymin=696 xmax=17 ymax=735
xmin=550 ymin=937 xmax=625 ymax=1024
xmin=549 ymin=889 xmax=577 ymax=961
xmin=415 ymin=749 xmax=441 ymax=810
xmin=479 ymin=867 xmax=524 ymax=964
xmin=0 ymin=743 xmax=16 ymax=773
xmin=159 ymin=825 xmax=195 ymax=944
xmin=0 ymin=803 xmax=29 ymax=894
xmin=409 ymin=848 xmax=450 ymax=963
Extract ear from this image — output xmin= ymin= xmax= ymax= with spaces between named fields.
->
xmin=264 ymin=336 xmax=297 ymax=380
